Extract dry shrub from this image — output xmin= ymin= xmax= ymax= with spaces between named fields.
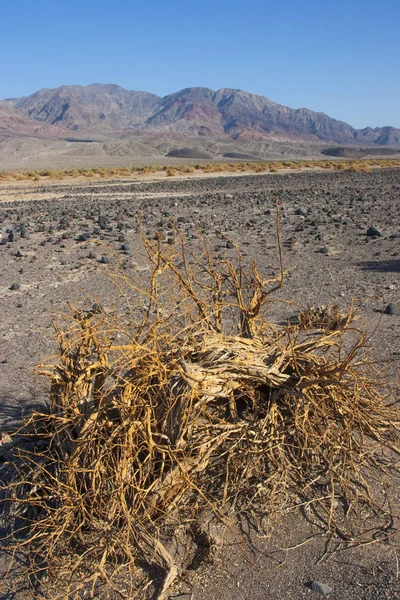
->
xmin=1 ymin=209 xmax=399 ymax=598
xmin=296 ymin=303 xmax=355 ymax=332
xmin=1 ymin=159 xmax=400 ymax=184
xmin=178 ymin=165 xmax=195 ymax=174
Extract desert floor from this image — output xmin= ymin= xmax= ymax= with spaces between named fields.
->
xmin=0 ymin=168 xmax=399 ymax=599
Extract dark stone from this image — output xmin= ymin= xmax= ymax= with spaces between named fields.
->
xmin=77 ymin=232 xmax=91 ymax=242
xmin=366 ymin=226 xmax=382 ymax=237
xmin=99 ymin=215 xmax=109 ymax=229
xmin=295 ymin=207 xmax=307 ymax=216
xmin=9 ymin=283 xmax=20 ymax=290
xmin=383 ymin=303 xmax=397 ymax=315
xmin=20 ymin=225 xmax=29 ymax=238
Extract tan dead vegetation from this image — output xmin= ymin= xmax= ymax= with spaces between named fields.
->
xmin=1 ymin=206 xmax=399 ymax=599
xmin=0 ymin=158 xmax=400 ymax=184
xmin=296 ymin=303 xmax=357 ymax=333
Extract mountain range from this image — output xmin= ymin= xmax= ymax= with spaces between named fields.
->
xmin=1 ymin=83 xmax=399 ymax=147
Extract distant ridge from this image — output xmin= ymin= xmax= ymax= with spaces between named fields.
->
xmin=1 ymin=84 xmax=399 ymax=146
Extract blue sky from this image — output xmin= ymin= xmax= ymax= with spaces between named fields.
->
xmin=2 ymin=0 xmax=399 ymax=128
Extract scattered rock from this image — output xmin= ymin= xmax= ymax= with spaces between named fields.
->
xmin=20 ymin=225 xmax=29 ymax=238
xmin=295 ymin=207 xmax=307 ymax=216
xmin=366 ymin=226 xmax=382 ymax=237
xmin=9 ymin=283 xmax=20 ymax=290
xmin=77 ymin=232 xmax=91 ymax=242
xmin=0 ymin=432 xmax=12 ymax=445
xmin=99 ymin=215 xmax=109 ymax=230
xmin=383 ymin=303 xmax=397 ymax=315
xmin=310 ymin=581 xmax=333 ymax=596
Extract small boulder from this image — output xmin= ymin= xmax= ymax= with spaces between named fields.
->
xmin=383 ymin=303 xmax=397 ymax=315
xmin=366 ymin=226 xmax=382 ymax=237
xmin=310 ymin=580 xmax=333 ymax=596
xmin=295 ymin=207 xmax=308 ymax=216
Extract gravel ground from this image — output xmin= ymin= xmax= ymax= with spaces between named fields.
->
xmin=0 ymin=168 xmax=399 ymax=599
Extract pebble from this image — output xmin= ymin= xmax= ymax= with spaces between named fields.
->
xmin=9 ymin=283 xmax=20 ymax=290
xmin=383 ymin=303 xmax=397 ymax=315
xmin=77 ymin=232 xmax=91 ymax=242
xmin=0 ymin=432 xmax=12 ymax=445
xmin=366 ymin=226 xmax=382 ymax=237
xmin=295 ymin=207 xmax=308 ymax=216
xmin=310 ymin=581 xmax=333 ymax=596
xmin=99 ymin=215 xmax=109 ymax=230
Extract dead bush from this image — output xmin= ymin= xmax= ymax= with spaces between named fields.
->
xmin=296 ymin=303 xmax=355 ymax=332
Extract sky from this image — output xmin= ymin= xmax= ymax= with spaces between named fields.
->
xmin=2 ymin=0 xmax=399 ymax=128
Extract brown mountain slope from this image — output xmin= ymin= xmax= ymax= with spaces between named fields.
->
xmin=10 ymin=84 xmax=160 ymax=132
xmin=355 ymin=126 xmax=400 ymax=146
xmin=2 ymin=84 xmax=399 ymax=146
xmin=0 ymin=102 xmax=71 ymax=138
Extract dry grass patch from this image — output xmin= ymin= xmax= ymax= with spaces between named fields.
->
xmin=0 ymin=159 xmax=400 ymax=183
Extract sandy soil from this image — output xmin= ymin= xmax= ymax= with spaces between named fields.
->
xmin=0 ymin=136 xmax=331 ymax=171
xmin=2 ymin=134 xmax=400 ymax=173
xmin=0 ymin=169 xmax=399 ymax=599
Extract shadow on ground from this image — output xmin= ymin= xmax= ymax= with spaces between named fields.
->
xmin=0 ymin=394 xmax=49 ymax=599
xmin=0 ymin=392 xmax=47 ymax=431
xmin=357 ymin=259 xmax=400 ymax=272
